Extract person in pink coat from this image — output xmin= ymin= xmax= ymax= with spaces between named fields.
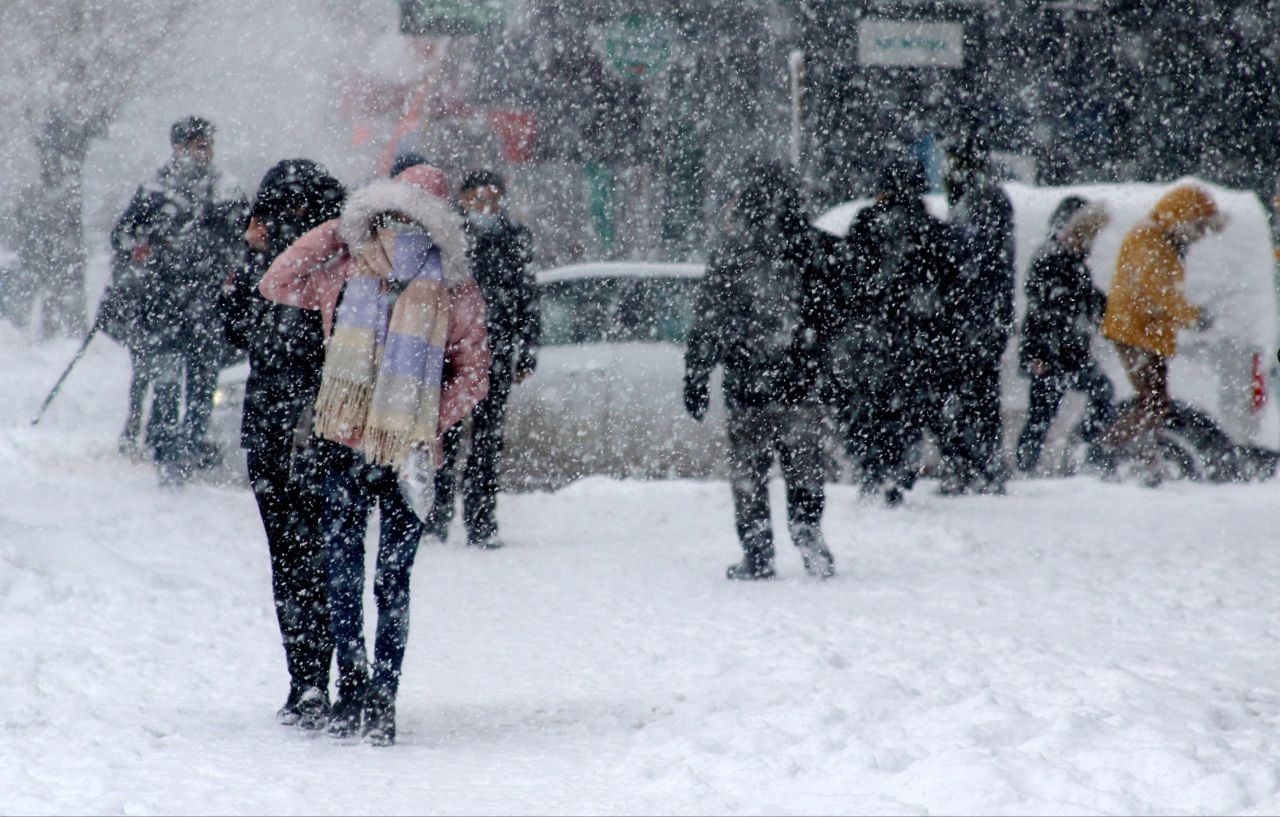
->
xmin=259 ymin=162 xmax=490 ymax=746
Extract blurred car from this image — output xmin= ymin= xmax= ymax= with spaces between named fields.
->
xmin=502 ymin=262 xmax=727 ymax=489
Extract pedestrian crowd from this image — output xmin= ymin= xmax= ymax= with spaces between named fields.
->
xmin=92 ymin=116 xmax=1227 ymax=746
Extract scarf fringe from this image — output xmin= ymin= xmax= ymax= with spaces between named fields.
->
xmin=314 ymin=378 xmax=375 ymax=444
xmin=363 ymin=427 xmax=414 ymax=470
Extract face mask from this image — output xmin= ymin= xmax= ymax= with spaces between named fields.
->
xmin=467 ymin=211 xmax=502 ymax=232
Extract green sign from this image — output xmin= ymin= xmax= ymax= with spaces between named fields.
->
xmin=605 ymin=14 xmax=671 ymax=80
xmin=400 ymin=0 xmax=506 ymax=36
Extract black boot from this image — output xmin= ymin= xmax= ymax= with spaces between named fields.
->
xmin=363 ymin=688 xmax=397 ymax=747
xmin=725 ymin=548 xmax=776 ymax=581
xmin=295 ymin=686 xmax=331 ymax=731
xmin=276 ymin=684 xmax=304 ymax=726
xmin=327 ymin=676 xmax=366 ymax=739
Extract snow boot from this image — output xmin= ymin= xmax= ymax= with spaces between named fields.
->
xmin=883 ymin=485 xmax=905 ymax=508
xmin=295 ymin=686 xmax=331 ymax=731
xmin=725 ymin=548 xmax=776 ymax=581
xmin=793 ymin=527 xmax=835 ymax=580
xmin=327 ymin=678 xmax=366 ymax=739
xmin=467 ymin=537 xmax=505 ymax=550
xmin=276 ymin=685 xmax=304 ymax=726
xmin=362 ymin=689 xmax=397 ymax=747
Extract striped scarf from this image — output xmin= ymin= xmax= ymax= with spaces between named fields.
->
xmin=314 ymin=226 xmax=450 ymax=470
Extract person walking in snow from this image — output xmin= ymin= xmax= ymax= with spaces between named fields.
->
xmin=259 ymin=164 xmax=490 ymax=746
xmin=834 ymin=156 xmax=953 ymax=507
xmin=684 ymin=162 xmax=834 ymax=581
xmin=938 ymin=134 xmax=1016 ymax=495
xmin=1098 ymin=184 xmax=1225 ymax=484
xmin=222 ymin=159 xmax=346 ymax=730
xmin=109 ymin=116 xmax=248 ymax=482
xmin=423 ymin=169 xmax=538 ymax=550
xmin=1015 ymin=196 xmax=1116 ymax=474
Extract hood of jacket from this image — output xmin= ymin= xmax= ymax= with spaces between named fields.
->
xmin=1149 ymin=185 xmax=1219 ymax=233
xmin=338 ymin=170 xmax=470 ymax=288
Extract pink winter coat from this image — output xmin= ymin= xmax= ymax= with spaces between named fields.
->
xmin=259 ymin=168 xmax=490 ymax=446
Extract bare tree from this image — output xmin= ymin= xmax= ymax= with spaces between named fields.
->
xmin=0 ymin=1 xmax=197 ymax=338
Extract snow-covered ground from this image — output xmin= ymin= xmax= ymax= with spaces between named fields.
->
xmin=4 ymin=325 xmax=1280 ymax=816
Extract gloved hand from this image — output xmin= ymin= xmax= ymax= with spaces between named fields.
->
xmin=1196 ymin=307 xmax=1214 ymax=332
xmin=684 ymin=377 xmax=710 ymax=422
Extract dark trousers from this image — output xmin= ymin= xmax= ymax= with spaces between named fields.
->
xmin=428 ymin=365 xmax=512 ymax=544
xmin=941 ymin=347 xmax=1006 ymax=487
xmin=182 ymin=351 xmax=219 ymax=451
xmin=123 ymin=350 xmax=160 ymax=444
xmin=845 ymin=367 xmax=935 ymax=490
xmin=1016 ymin=364 xmax=1116 ymax=472
xmin=146 ymin=351 xmax=186 ymax=463
xmin=247 ymin=440 xmax=332 ymax=692
xmin=143 ymin=349 xmax=215 ymax=463
xmin=726 ymin=404 xmax=826 ymax=562
xmin=319 ymin=442 xmax=423 ymax=699
xmin=1104 ymin=342 xmax=1171 ymax=462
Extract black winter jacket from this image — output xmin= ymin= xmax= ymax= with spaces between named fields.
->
xmin=222 ymin=160 xmax=343 ymax=451
xmin=945 ymin=178 xmax=1016 ymax=356
xmin=839 ymin=197 xmax=954 ymax=384
xmin=1018 ymin=243 xmax=1107 ymax=376
xmin=465 ymin=215 xmax=539 ymax=378
xmin=685 ymin=223 xmax=826 ymax=410
xmin=109 ymin=160 xmax=248 ymax=359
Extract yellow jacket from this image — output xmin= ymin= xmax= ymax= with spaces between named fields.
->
xmin=1100 ymin=185 xmax=1216 ymax=357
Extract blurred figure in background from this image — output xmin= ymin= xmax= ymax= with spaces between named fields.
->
xmin=1015 ymin=196 xmax=1115 ymax=474
xmin=939 ymin=134 xmax=1016 ymax=495
xmin=424 ymin=169 xmax=538 ymax=550
xmin=1099 ymin=184 xmax=1226 ymax=484
xmin=684 ymin=162 xmax=834 ymax=581
xmin=835 ymin=155 xmax=953 ymax=506
xmin=222 ymin=159 xmax=345 ymax=731
xmin=108 ymin=116 xmax=248 ymax=483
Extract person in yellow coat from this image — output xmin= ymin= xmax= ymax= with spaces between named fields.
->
xmin=1100 ymin=184 xmax=1227 ymax=474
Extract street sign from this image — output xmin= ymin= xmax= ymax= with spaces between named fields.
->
xmin=605 ymin=14 xmax=671 ymax=80
xmin=400 ymin=0 xmax=506 ymax=36
xmin=858 ymin=19 xmax=965 ymax=68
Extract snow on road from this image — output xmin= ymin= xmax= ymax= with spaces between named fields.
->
xmin=3 ymin=327 xmax=1280 ymax=815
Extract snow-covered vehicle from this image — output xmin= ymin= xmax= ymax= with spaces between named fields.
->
xmin=502 ymin=262 xmax=726 ymax=488
xmin=814 ymin=178 xmax=1280 ymax=479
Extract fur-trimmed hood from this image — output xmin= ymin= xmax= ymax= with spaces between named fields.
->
xmin=337 ymin=177 xmax=471 ymax=288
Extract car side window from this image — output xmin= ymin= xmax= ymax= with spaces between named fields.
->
xmin=537 ymin=276 xmax=701 ymax=346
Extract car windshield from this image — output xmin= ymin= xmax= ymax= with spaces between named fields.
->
xmin=540 ymin=276 xmax=700 ymax=346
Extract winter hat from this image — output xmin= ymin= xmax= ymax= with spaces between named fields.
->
xmin=876 ymin=157 xmax=927 ymax=199
xmin=459 ymin=169 xmax=507 ymax=194
xmin=251 ymin=158 xmax=346 ymax=224
xmin=947 ymin=131 xmax=991 ymax=171
xmin=395 ymin=164 xmax=450 ymax=201
xmin=390 ymin=152 xmax=432 ymax=179
xmin=171 ymin=116 xmax=214 ymax=146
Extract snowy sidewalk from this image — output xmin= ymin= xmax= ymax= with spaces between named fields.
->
xmin=3 ymin=331 xmax=1280 ymax=815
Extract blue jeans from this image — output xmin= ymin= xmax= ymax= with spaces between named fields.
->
xmin=318 ymin=441 xmax=423 ymax=699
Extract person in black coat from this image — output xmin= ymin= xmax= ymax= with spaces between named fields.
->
xmin=1015 ymin=196 xmax=1116 ymax=472
xmin=939 ymin=135 xmax=1016 ymax=494
xmin=110 ymin=116 xmax=249 ymax=481
xmin=423 ymin=169 xmax=539 ymax=549
xmin=835 ymin=157 xmax=954 ymax=506
xmin=222 ymin=159 xmax=345 ymax=728
xmin=684 ymin=162 xmax=834 ymax=581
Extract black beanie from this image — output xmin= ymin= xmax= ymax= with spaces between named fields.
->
xmin=171 ymin=116 xmax=214 ymax=146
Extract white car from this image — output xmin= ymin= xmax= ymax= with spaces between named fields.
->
xmin=502 ymin=262 xmax=727 ymax=488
